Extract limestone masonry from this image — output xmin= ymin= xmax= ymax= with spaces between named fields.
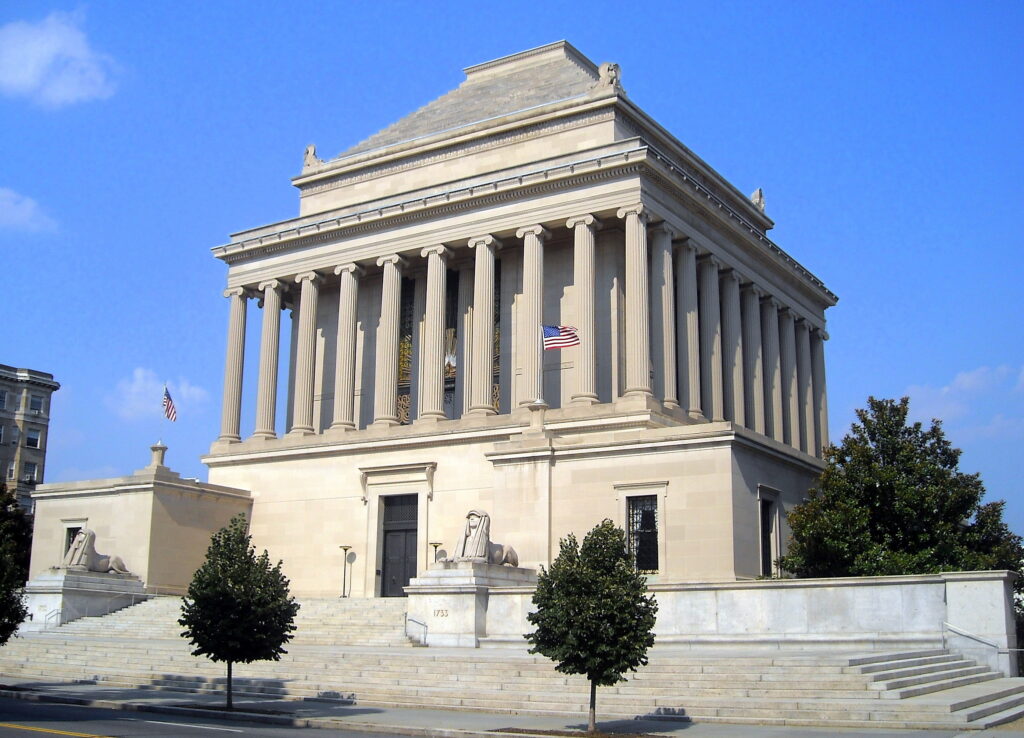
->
xmin=36 ymin=42 xmax=837 ymax=599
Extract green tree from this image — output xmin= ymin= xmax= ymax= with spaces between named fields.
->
xmin=527 ymin=519 xmax=658 ymax=733
xmin=780 ymin=397 xmax=1024 ymax=593
xmin=0 ymin=482 xmax=31 ymax=646
xmin=178 ymin=515 xmax=299 ymax=710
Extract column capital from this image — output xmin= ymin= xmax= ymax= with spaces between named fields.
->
xmin=515 ymin=224 xmax=551 ymax=241
xmin=566 ymin=214 xmax=602 ymax=230
xmin=258 ymin=279 xmax=283 ymax=293
xmin=697 ymin=253 xmax=723 ymax=270
xmin=420 ymin=244 xmax=452 ymax=260
xmin=780 ymin=306 xmax=796 ymax=320
xmin=223 ymin=287 xmax=247 ymax=299
xmin=334 ymin=263 xmax=364 ymax=277
xmin=719 ymin=268 xmax=742 ymax=285
xmin=648 ymin=222 xmax=677 ymax=238
xmin=741 ymin=282 xmax=764 ymax=298
xmin=814 ymin=327 xmax=830 ymax=341
xmin=295 ymin=270 xmax=322 ymax=285
xmin=761 ymin=295 xmax=782 ymax=310
xmin=376 ymin=254 xmax=407 ymax=268
xmin=678 ymin=239 xmax=698 ymax=255
xmin=468 ymin=234 xmax=503 ymax=250
xmin=616 ymin=203 xmax=647 ymax=221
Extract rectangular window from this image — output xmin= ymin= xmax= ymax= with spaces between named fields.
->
xmin=9 ymin=426 xmax=18 ymax=444
xmin=759 ymin=493 xmax=779 ymax=577
xmin=26 ymin=428 xmax=41 ymax=449
xmin=65 ymin=527 xmax=82 ymax=556
xmin=0 ymin=425 xmax=4 ymax=444
xmin=627 ymin=495 xmax=659 ymax=573
xmin=0 ymin=390 xmax=6 ymax=409
xmin=23 ymin=461 xmax=38 ymax=482
xmin=29 ymin=395 xmax=43 ymax=413
xmin=5 ymin=462 xmax=13 ymax=481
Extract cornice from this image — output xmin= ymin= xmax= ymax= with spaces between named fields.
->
xmin=214 ymin=147 xmax=648 ymax=266
xmin=293 ymin=107 xmax=616 ymax=199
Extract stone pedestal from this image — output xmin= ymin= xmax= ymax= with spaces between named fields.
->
xmin=405 ymin=561 xmax=536 ymax=647
xmin=20 ymin=569 xmax=147 ymax=632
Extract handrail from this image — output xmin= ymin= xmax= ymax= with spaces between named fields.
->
xmin=942 ymin=621 xmax=1024 ymax=653
xmin=406 ymin=616 xmax=427 ymax=644
xmin=44 ymin=609 xmax=62 ymax=630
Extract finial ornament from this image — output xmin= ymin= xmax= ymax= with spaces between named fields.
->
xmin=598 ymin=62 xmax=622 ymax=93
xmin=303 ymin=144 xmax=323 ymax=171
xmin=750 ymin=188 xmax=766 ymax=212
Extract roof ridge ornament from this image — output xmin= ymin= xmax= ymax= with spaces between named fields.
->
xmin=302 ymin=144 xmax=324 ymax=173
xmin=750 ymin=187 xmax=766 ymax=213
xmin=597 ymin=62 xmax=623 ymax=94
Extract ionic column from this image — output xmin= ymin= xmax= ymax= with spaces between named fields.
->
xmin=720 ymin=269 xmax=744 ymax=425
xmin=456 ymin=263 xmax=474 ymax=417
xmin=698 ymin=256 xmax=724 ymax=421
xmin=617 ymin=204 xmax=652 ymax=398
xmin=330 ymin=264 xmax=362 ymax=432
xmin=218 ymin=287 xmax=247 ymax=442
xmin=517 ymin=225 xmax=550 ymax=405
xmin=467 ymin=235 xmax=501 ymax=416
xmin=253 ymin=280 xmax=283 ymax=438
xmin=740 ymin=284 xmax=765 ymax=434
xmin=760 ymin=297 xmax=784 ymax=442
xmin=373 ymin=255 xmax=405 ymax=427
xmin=419 ymin=245 xmax=450 ymax=421
xmin=674 ymin=241 xmax=702 ymax=419
xmin=796 ymin=319 xmax=814 ymax=454
xmin=779 ymin=308 xmax=798 ymax=447
xmin=290 ymin=271 xmax=322 ymax=435
xmin=567 ymin=214 xmax=600 ymax=405
xmin=649 ymin=223 xmax=678 ymax=409
xmin=811 ymin=328 xmax=829 ymax=455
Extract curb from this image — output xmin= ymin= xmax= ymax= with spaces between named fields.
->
xmin=0 ymin=687 xmax=555 ymax=738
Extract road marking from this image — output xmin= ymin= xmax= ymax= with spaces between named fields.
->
xmin=0 ymin=724 xmax=112 ymax=738
xmin=143 ymin=720 xmax=243 ymax=733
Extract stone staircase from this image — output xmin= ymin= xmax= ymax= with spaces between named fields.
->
xmin=3 ymin=596 xmax=1024 ymax=729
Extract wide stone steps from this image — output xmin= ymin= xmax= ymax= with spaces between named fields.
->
xmin=49 ymin=596 xmax=413 ymax=648
xmin=4 ymin=598 xmax=1024 ymax=729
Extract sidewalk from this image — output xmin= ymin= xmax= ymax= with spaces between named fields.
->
xmin=3 ymin=677 xmax=1024 ymax=738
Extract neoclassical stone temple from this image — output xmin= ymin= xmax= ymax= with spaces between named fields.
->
xmin=203 ymin=42 xmax=836 ymax=598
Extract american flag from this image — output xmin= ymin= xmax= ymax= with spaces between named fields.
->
xmin=162 ymin=387 xmax=177 ymax=422
xmin=542 ymin=325 xmax=580 ymax=350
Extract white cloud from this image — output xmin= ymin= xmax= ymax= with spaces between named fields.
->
xmin=0 ymin=187 xmax=56 ymax=231
xmin=905 ymin=364 xmax=1024 ymax=447
xmin=107 ymin=368 xmax=210 ymax=421
xmin=0 ymin=11 xmax=118 ymax=108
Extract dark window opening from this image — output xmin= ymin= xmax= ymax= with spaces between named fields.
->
xmin=628 ymin=495 xmax=658 ymax=573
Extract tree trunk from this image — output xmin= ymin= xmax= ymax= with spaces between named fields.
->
xmin=226 ymin=661 xmax=233 ymax=711
xmin=588 ymin=678 xmax=597 ymax=733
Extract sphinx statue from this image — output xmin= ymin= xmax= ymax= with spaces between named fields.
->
xmin=447 ymin=510 xmax=518 ymax=567
xmin=61 ymin=529 xmax=131 ymax=575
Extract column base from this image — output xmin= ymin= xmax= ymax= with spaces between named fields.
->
xmin=571 ymin=394 xmax=599 ymax=406
xmin=615 ymin=392 xmax=661 ymax=413
xmin=325 ymin=423 xmax=355 ymax=439
xmin=371 ymin=418 xmax=399 ymax=430
xmin=415 ymin=413 xmax=445 ymax=425
xmin=466 ymin=405 xmax=497 ymax=417
xmin=286 ymin=427 xmax=315 ymax=438
xmin=251 ymin=430 xmax=277 ymax=440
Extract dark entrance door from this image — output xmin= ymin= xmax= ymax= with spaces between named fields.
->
xmin=381 ymin=494 xmax=418 ymax=597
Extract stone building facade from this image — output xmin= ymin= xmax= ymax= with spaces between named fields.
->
xmin=202 ymin=42 xmax=837 ymax=598
xmin=0 ymin=364 xmax=60 ymax=510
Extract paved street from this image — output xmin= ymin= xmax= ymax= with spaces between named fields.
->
xmin=4 ymin=681 xmax=1024 ymax=738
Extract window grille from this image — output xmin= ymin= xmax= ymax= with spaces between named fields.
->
xmin=627 ymin=495 xmax=658 ymax=573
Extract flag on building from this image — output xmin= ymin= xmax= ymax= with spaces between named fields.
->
xmin=162 ymin=387 xmax=177 ymax=422
xmin=542 ymin=325 xmax=580 ymax=350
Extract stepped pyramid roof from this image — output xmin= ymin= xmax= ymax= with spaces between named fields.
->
xmin=343 ymin=41 xmax=603 ymax=157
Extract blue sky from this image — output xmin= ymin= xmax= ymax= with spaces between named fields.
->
xmin=2 ymin=3 xmax=1022 ymax=529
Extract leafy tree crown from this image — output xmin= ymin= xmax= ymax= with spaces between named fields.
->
xmin=179 ymin=514 xmax=299 ymax=665
xmin=526 ymin=519 xmax=657 ymax=686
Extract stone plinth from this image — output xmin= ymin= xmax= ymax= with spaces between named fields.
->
xmin=20 ymin=569 xmax=147 ymax=632
xmin=405 ymin=561 xmax=536 ymax=647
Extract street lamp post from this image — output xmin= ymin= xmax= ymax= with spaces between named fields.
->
xmin=429 ymin=541 xmax=443 ymax=562
xmin=339 ymin=545 xmax=351 ymax=598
